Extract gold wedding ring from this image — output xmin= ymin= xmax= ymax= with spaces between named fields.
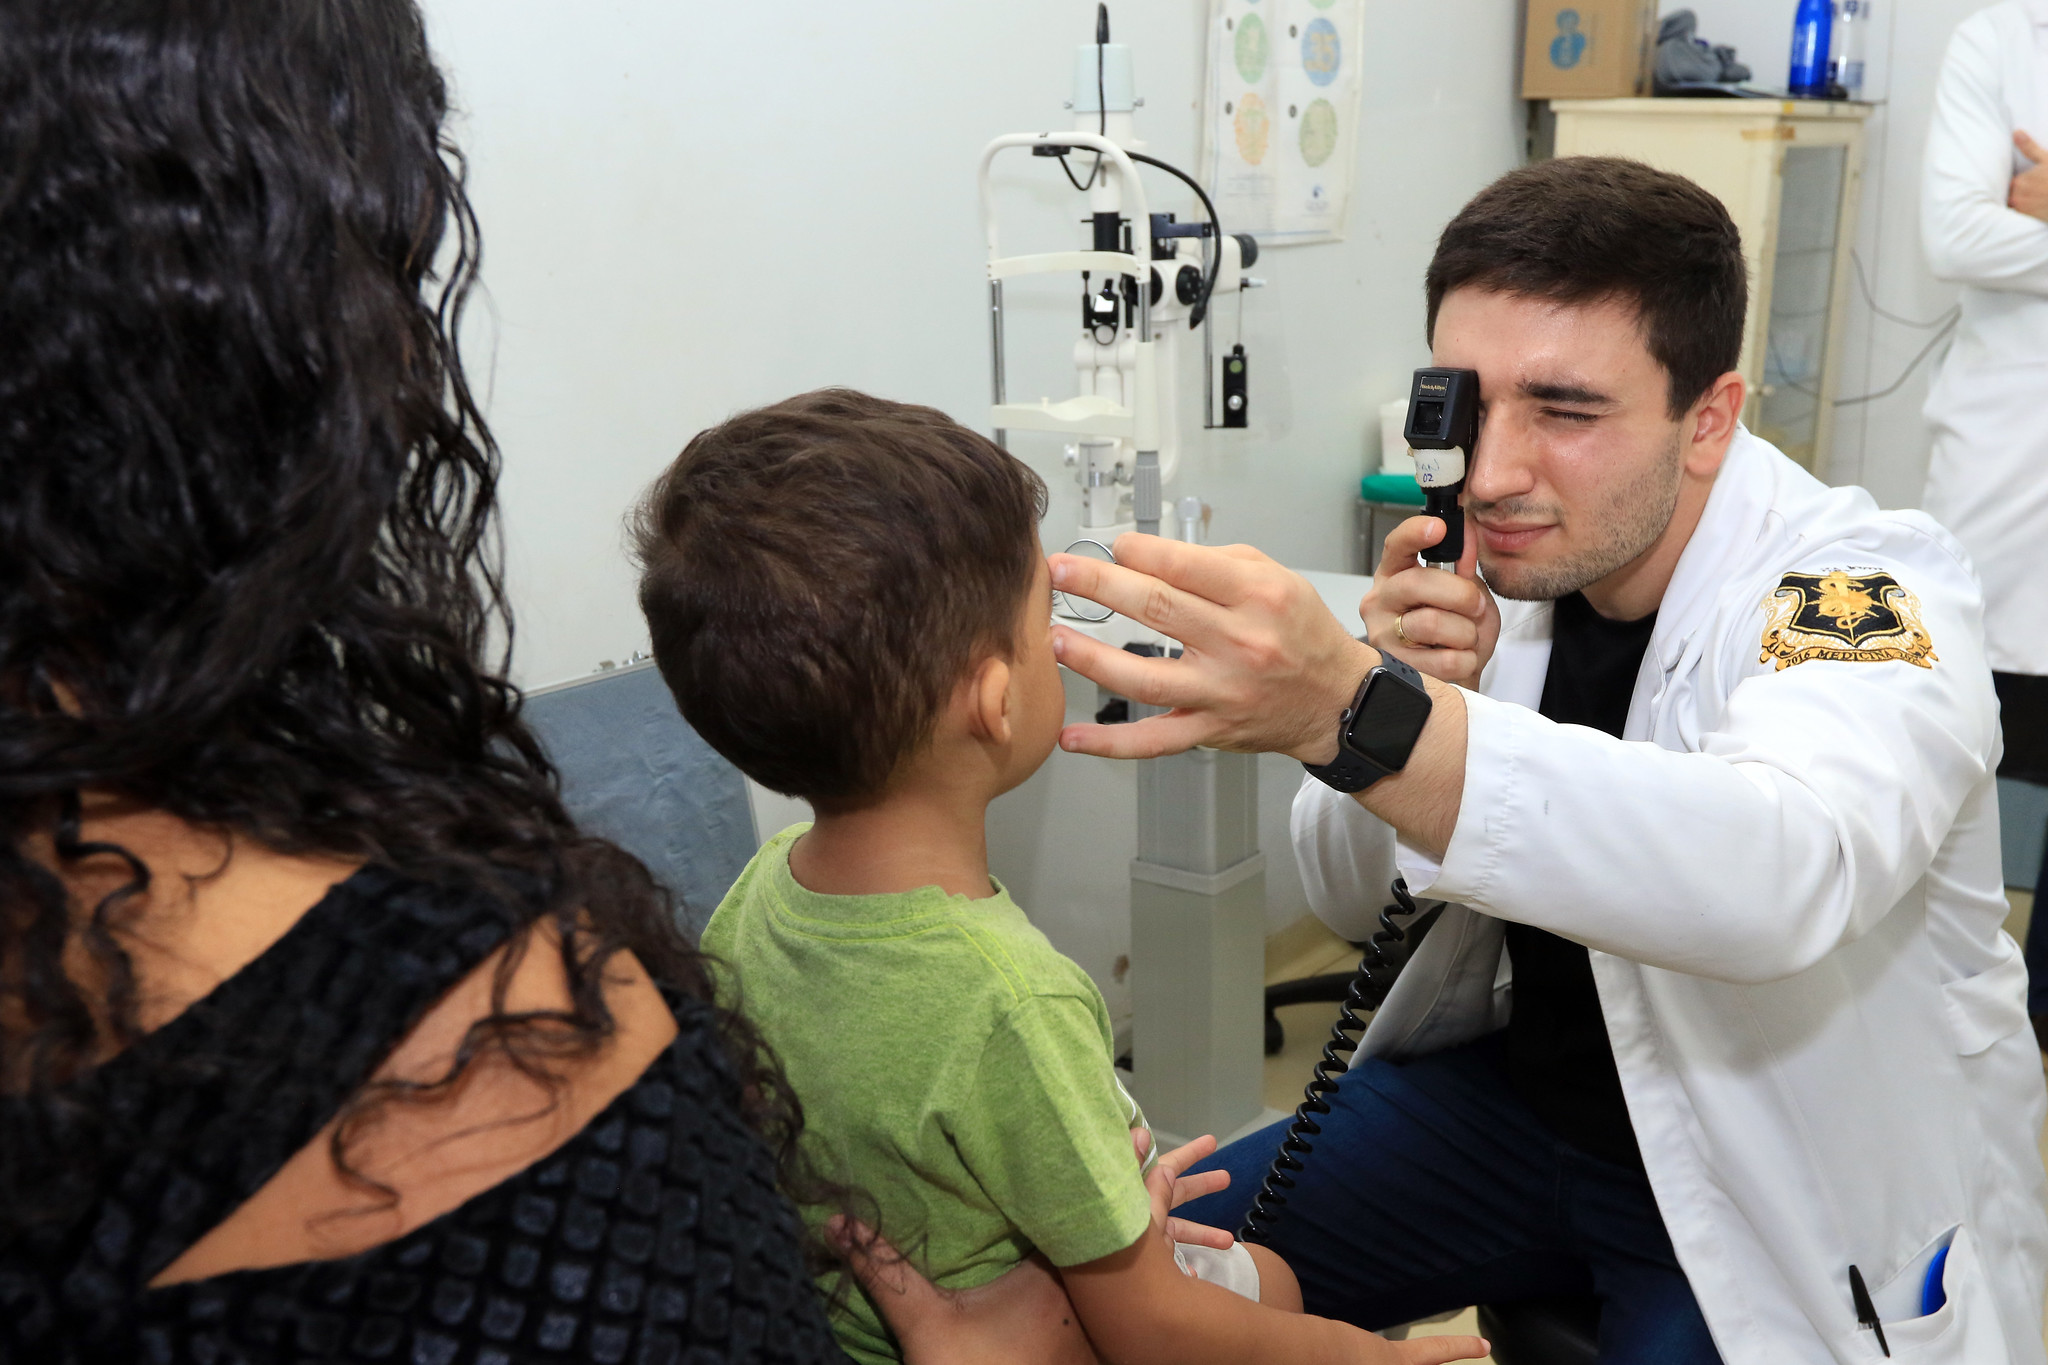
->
xmin=1394 ymin=612 xmax=1412 ymax=646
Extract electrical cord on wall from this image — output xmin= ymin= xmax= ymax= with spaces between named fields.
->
xmin=1828 ymin=249 xmax=1961 ymax=407
xmin=1850 ymin=249 xmax=1959 ymax=332
xmin=1834 ymin=320 xmax=1957 ymax=406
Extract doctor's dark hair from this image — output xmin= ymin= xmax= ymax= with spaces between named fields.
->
xmin=1425 ymin=156 xmax=1748 ymax=418
xmin=633 ymin=389 xmax=1049 ymax=810
xmin=0 ymin=0 xmax=819 ymax=1253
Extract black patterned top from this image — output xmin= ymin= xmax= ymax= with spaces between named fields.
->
xmin=0 ymin=866 xmax=848 ymax=1364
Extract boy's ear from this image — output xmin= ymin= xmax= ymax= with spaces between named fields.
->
xmin=966 ymin=654 xmax=1013 ymax=747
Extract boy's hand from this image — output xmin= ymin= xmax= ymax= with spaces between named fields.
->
xmin=1130 ymin=1130 xmax=1493 ymax=1363
xmin=1135 ymin=1130 xmax=1233 ymax=1251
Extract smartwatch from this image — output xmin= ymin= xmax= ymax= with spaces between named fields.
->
xmin=1301 ymin=651 xmax=1434 ymax=793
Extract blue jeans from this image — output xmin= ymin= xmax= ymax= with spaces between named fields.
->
xmin=1175 ymin=1033 xmax=1723 ymax=1365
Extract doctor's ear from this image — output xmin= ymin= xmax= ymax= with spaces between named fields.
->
xmin=1684 ymin=371 xmax=1747 ymax=472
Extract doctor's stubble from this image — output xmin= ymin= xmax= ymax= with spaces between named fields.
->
xmin=1473 ymin=425 xmax=1685 ymax=606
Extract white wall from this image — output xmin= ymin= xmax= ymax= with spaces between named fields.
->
xmin=1667 ymin=0 xmax=1986 ymax=506
xmin=424 ymin=0 xmax=1523 ymax=687
xmin=419 ymin=0 xmax=1528 ymax=1018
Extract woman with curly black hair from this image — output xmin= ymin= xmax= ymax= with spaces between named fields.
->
xmin=0 ymin=2 xmax=1106 ymax=1360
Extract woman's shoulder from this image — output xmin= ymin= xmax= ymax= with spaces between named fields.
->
xmin=149 ymin=906 xmax=683 ymax=1286
xmin=135 ymin=991 xmax=842 ymax=1364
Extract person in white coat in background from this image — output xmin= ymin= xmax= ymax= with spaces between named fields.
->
xmin=1922 ymin=0 xmax=2048 ymax=1046
xmin=1051 ymin=156 xmax=2048 ymax=1363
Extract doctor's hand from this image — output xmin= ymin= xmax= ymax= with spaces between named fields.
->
xmin=2011 ymin=130 xmax=2048 ymax=223
xmin=1363 ymin=515 xmax=1500 ymax=690
xmin=1050 ymin=535 xmax=1376 ymax=763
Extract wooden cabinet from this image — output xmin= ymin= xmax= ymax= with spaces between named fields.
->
xmin=1550 ymin=98 xmax=1872 ymax=472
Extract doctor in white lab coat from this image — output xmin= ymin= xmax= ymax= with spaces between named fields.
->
xmin=1921 ymin=0 xmax=2048 ymax=683
xmin=1051 ymin=156 xmax=2048 ymax=1363
xmin=1922 ymin=0 xmax=2048 ymax=1038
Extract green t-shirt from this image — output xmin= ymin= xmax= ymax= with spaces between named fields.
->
xmin=701 ymin=826 xmax=1155 ymax=1365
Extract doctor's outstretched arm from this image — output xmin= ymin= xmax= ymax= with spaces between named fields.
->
xmin=1049 ymin=535 xmax=1469 ymax=858
xmin=1050 ymin=528 xmax=1997 ymax=985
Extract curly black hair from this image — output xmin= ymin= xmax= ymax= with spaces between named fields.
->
xmin=0 ymin=0 xmax=813 ymax=1250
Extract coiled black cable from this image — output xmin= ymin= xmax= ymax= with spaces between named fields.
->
xmin=1238 ymin=877 xmax=1428 ymax=1244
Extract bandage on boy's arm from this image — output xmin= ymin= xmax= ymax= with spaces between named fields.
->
xmin=1062 ymin=1229 xmax=1416 ymax=1365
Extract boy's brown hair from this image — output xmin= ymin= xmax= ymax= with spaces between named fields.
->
xmin=633 ymin=388 xmax=1048 ymax=810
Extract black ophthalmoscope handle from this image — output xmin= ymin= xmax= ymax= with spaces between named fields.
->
xmin=1422 ymin=485 xmax=1464 ymax=566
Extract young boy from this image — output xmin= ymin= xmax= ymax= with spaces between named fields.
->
xmin=634 ymin=389 xmax=1484 ymax=1365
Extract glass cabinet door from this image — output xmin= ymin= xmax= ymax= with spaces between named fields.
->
xmin=1756 ymin=143 xmax=1846 ymax=470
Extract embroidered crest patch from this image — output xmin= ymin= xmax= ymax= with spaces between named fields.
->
xmin=1759 ymin=570 xmax=1937 ymax=671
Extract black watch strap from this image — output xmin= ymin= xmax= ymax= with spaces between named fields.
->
xmin=1302 ymin=651 xmax=1427 ymax=794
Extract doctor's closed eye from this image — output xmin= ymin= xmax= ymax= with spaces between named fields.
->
xmin=1522 ymin=381 xmax=1615 ymax=423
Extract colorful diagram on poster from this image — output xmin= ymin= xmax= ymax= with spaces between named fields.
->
xmin=1234 ymin=12 xmax=1268 ymax=84
xmin=1234 ymin=92 xmax=1271 ymax=165
xmin=1200 ymin=0 xmax=1363 ymax=244
xmin=1298 ymin=98 xmax=1337 ymax=167
xmin=1301 ymin=17 xmax=1339 ymax=86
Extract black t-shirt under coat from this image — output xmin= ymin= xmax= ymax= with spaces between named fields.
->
xmin=1505 ymin=589 xmax=1658 ymax=1171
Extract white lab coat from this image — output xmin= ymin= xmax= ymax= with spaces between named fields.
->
xmin=1294 ymin=429 xmax=2048 ymax=1363
xmin=1919 ymin=0 xmax=2048 ymax=675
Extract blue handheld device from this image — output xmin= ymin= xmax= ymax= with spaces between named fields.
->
xmin=1920 ymin=1242 xmax=1950 ymax=1317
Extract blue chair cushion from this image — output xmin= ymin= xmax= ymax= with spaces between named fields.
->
xmin=523 ymin=663 xmax=756 ymax=939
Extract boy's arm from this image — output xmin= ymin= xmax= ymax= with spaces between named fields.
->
xmin=839 ymin=1139 xmax=1485 ymax=1365
xmin=1063 ymin=1230 xmax=1485 ymax=1365
xmin=957 ymin=1001 xmax=1485 ymax=1364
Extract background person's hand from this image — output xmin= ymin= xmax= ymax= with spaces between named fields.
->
xmin=1051 ymin=535 xmax=1375 ymax=763
xmin=1362 ymin=515 xmax=1500 ymax=690
xmin=2011 ymin=130 xmax=2048 ymax=223
xmin=833 ymin=1219 xmax=1098 ymax=1365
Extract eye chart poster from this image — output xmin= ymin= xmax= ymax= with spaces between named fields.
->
xmin=1198 ymin=0 xmax=1365 ymax=246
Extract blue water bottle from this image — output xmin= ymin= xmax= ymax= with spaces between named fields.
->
xmin=1788 ymin=0 xmax=1834 ymax=97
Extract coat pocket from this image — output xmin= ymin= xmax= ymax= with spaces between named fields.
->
xmin=1879 ymin=1224 xmax=2014 ymax=1362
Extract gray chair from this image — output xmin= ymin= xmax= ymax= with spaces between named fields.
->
xmin=523 ymin=662 xmax=756 ymax=940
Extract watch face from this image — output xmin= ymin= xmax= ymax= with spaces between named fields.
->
xmin=1344 ymin=670 xmax=1432 ymax=771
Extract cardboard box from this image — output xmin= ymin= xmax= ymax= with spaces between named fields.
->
xmin=1521 ymin=0 xmax=1660 ymax=100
